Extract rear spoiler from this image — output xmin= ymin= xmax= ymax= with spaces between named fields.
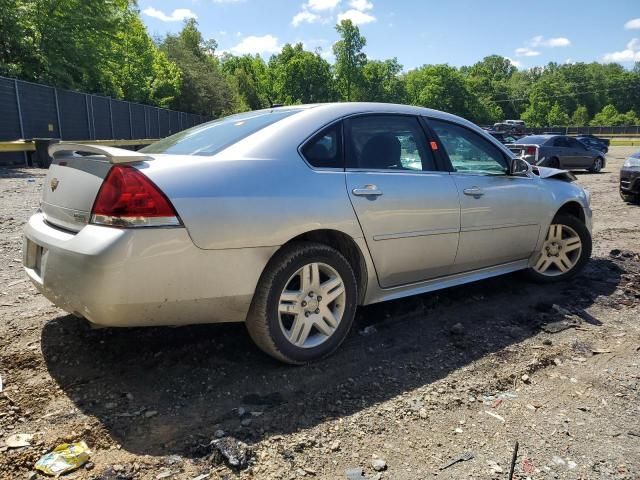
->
xmin=49 ymin=143 xmax=153 ymax=164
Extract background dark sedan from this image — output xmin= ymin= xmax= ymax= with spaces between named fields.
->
xmin=577 ymin=135 xmax=608 ymax=154
xmin=620 ymin=151 xmax=640 ymax=204
xmin=509 ymin=134 xmax=606 ymax=172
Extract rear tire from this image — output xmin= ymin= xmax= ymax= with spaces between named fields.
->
xmin=524 ymin=214 xmax=591 ymax=283
xmin=588 ymin=156 xmax=604 ymax=173
xmin=246 ymin=242 xmax=358 ymax=364
xmin=548 ymin=157 xmax=560 ymax=169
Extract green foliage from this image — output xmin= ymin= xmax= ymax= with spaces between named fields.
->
xmin=268 ymin=43 xmax=335 ymax=105
xmin=333 ymin=20 xmax=367 ymax=101
xmin=571 ymin=106 xmax=590 ymax=126
xmin=2 ymin=3 xmax=640 ymax=125
xmin=358 ymin=58 xmax=405 ymax=103
xmin=160 ymin=19 xmax=238 ymax=116
xmin=590 ymin=104 xmax=639 ymax=126
xmin=547 ymin=103 xmax=570 ymax=126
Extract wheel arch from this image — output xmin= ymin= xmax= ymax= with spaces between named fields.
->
xmin=276 ymin=229 xmax=369 ymax=303
xmin=555 ymin=200 xmax=585 ymax=223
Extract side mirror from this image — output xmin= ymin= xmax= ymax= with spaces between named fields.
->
xmin=509 ymin=157 xmax=531 ymax=176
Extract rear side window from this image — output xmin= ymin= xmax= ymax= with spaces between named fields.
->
xmin=301 ymin=122 xmax=343 ymax=169
xmin=142 ymin=109 xmax=302 ymax=156
xmin=346 ymin=115 xmax=436 ymax=171
xmin=553 ymin=137 xmax=570 ymax=148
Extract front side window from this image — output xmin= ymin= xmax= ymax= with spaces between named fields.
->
xmin=428 ymin=119 xmax=508 ymax=175
xmin=346 ymin=115 xmax=436 ymax=171
xmin=301 ymin=122 xmax=343 ymax=168
xmin=142 ymin=108 xmax=303 ymax=156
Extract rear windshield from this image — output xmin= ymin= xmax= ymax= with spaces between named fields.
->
xmin=514 ymin=135 xmax=550 ymax=145
xmin=141 ymin=108 xmax=303 ymax=156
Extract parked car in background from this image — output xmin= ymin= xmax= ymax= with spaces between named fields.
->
xmin=493 ymin=121 xmax=525 ymax=134
xmin=577 ymin=135 xmax=608 ymax=154
xmin=508 ymin=134 xmax=606 ymax=172
xmin=487 ymin=130 xmax=520 ymax=144
xmin=23 ymin=103 xmax=593 ymax=364
xmin=505 ymin=119 xmax=526 ymax=129
xmin=620 ymin=150 xmax=640 ymax=204
xmin=578 ymin=134 xmax=610 ymax=147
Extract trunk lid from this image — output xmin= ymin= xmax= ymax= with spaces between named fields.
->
xmin=41 ymin=144 xmax=153 ymax=232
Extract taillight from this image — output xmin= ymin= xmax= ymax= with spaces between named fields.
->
xmin=90 ymin=165 xmax=182 ymax=228
xmin=526 ymin=146 xmax=536 ymax=156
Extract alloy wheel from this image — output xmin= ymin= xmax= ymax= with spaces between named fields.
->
xmin=533 ymin=223 xmax=583 ymax=276
xmin=278 ymin=262 xmax=346 ymax=348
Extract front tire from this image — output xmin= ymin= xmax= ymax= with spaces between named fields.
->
xmin=588 ymin=157 xmax=604 ymax=173
xmin=525 ymin=214 xmax=591 ymax=283
xmin=246 ymin=242 xmax=358 ymax=364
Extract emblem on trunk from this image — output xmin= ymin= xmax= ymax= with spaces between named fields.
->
xmin=50 ymin=178 xmax=59 ymax=192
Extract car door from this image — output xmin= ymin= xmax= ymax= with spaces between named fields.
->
xmin=344 ymin=114 xmax=461 ymax=288
xmin=567 ymin=137 xmax=593 ymax=168
xmin=426 ymin=118 xmax=546 ymax=273
xmin=552 ymin=136 xmax=576 ymax=168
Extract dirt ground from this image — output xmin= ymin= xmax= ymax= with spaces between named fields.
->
xmin=0 ymin=147 xmax=639 ymax=480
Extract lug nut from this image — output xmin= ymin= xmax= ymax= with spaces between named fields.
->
xmin=315 ymin=308 xmax=320 ymax=314
xmin=309 ymin=292 xmax=314 ymax=297
xmin=317 ymin=296 xmax=322 ymax=301
xmin=301 ymin=301 xmax=307 ymax=307
xmin=305 ymin=311 xmax=310 ymax=317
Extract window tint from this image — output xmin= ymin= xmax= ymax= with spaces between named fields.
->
xmin=346 ymin=115 xmax=436 ymax=171
xmin=142 ymin=108 xmax=302 ymax=156
xmin=301 ymin=123 xmax=343 ymax=168
xmin=428 ymin=119 xmax=508 ymax=175
xmin=566 ymin=137 xmax=583 ymax=149
xmin=553 ymin=137 xmax=570 ymax=148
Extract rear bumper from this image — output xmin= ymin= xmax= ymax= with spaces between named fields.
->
xmin=23 ymin=213 xmax=277 ymax=327
xmin=620 ymin=167 xmax=640 ymax=194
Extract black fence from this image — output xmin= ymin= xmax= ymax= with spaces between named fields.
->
xmin=0 ymin=75 xmax=211 ymax=142
xmin=529 ymin=126 xmax=640 ymax=136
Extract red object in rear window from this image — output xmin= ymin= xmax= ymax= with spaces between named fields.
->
xmin=526 ymin=146 xmax=536 ymax=155
xmin=91 ymin=165 xmax=181 ymax=227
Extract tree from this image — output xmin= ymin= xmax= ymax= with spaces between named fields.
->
xmin=547 ymin=103 xmax=570 ymax=126
xmin=268 ymin=43 xmax=334 ymax=105
xmin=222 ymin=54 xmax=270 ymax=110
xmin=358 ymin=58 xmax=405 ymax=103
xmin=333 ymin=20 xmax=366 ymax=101
xmin=161 ymin=19 xmax=238 ymax=116
xmin=571 ymin=106 xmax=590 ymax=126
xmin=590 ymin=104 xmax=620 ymax=126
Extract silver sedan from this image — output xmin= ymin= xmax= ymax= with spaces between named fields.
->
xmin=23 ymin=103 xmax=593 ymax=363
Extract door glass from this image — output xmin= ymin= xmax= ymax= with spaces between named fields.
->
xmin=428 ymin=119 xmax=508 ymax=175
xmin=301 ymin=122 xmax=343 ymax=168
xmin=553 ymin=137 xmax=570 ymax=148
xmin=346 ymin=115 xmax=436 ymax=171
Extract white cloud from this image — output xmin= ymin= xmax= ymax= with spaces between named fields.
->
xmin=531 ymin=35 xmax=571 ymax=47
xmin=624 ymin=18 xmax=640 ymax=29
xmin=337 ymin=8 xmax=375 ymax=24
xmin=229 ymin=35 xmax=281 ymax=55
xmin=142 ymin=7 xmax=197 ymax=22
xmin=292 ymin=10 xmax=321 ymax=26
xmin=307 ymin=0 xmax=341 ymax=11
xmin=505 ymin=57 xmax=522 ymax=68
xmin=349 ymin=0 xmax=373 ymax=10
xmin=515 ymin=47 xmax=541 ymax=57
xmin=602 ymin=38 xmax=640 ymax=63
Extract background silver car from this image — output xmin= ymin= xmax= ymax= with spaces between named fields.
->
xmin=23 ymin=103 xmax=593 ymax=363
xmin=510 ymin=134 xmax=606 ymax=172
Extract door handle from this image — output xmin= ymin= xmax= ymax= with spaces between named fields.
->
xmin=352 ymin=184 xmax=383 ymax=196
xmin=463 ymin=186 xmax=484 ymax=197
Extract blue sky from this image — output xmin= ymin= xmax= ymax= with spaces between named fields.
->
xmin=139 ymin=0 xmax=640 ymax=70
